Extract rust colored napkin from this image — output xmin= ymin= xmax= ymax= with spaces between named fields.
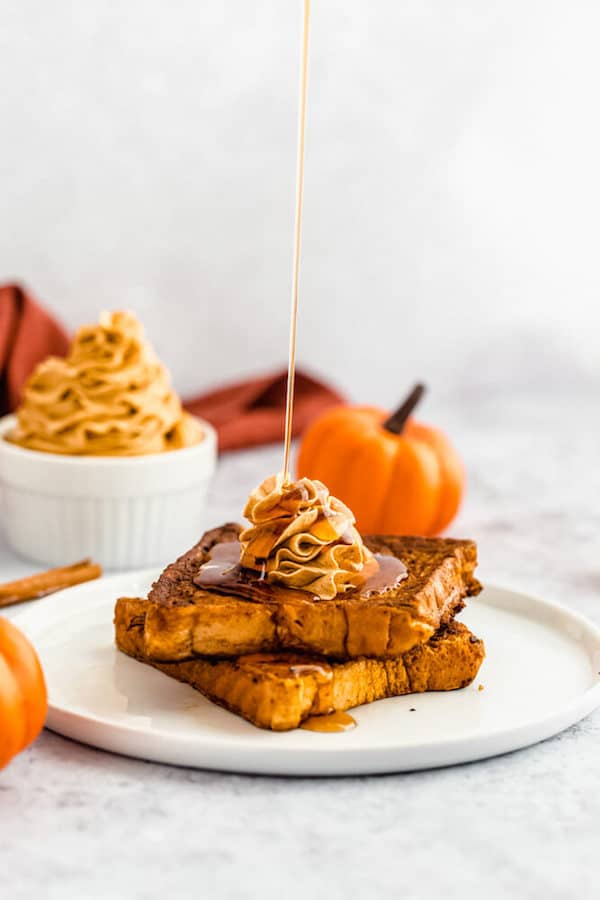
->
xmin=184 ymin=370 xmax=344 ymax=452
xmin=0 ymin=284 xmax=69 ymax=414
xmin=0 ymin=282 xmax=344 ymax=450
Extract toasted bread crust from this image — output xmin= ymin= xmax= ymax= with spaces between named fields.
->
xmin=115 ymin=600 xmax=485 ymax=731
xmin=133 ymin=525 xmax=481 ymax=661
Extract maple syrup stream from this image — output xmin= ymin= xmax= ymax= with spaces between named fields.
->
xmin=282 ymin=0 xmax=311 ymax=482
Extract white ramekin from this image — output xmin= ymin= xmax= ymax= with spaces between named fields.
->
xmin=0 ymin=415 xmax=217 ymax=570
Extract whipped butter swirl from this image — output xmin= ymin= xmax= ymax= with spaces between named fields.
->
xmin=10 ymin=311 xmax=203 ymax=456
xmin=240 ymin=474 xmax=375 ymax=600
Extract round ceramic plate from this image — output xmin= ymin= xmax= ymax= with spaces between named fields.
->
xmin=13 ymin=572 xmax=600 ymax=776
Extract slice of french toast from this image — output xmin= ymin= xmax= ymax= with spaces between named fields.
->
xmin=116 ymin=524 xmax=481 ymax=662
xmin=115 ymin=597 xmax=485 ymax=731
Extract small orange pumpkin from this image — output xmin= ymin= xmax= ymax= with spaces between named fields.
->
xmin=296 ymin=384 xmax=465 ymax=536
xmin=0 ymin=617 xmax=47 ymax=769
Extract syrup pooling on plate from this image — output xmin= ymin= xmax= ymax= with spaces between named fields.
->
xmin=193 ymin=539 xmax=407 ymax=601
xmin=300 ymin=711 xmax=357 ymax=733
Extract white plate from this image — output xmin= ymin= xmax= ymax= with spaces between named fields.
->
xmin=13 ymin=572 xmax=600 ymax=776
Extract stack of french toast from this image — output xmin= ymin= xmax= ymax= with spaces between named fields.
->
xmin=114 ymin=523 xmax=485 ymax=731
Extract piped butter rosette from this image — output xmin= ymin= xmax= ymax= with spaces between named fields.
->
xmin=9 ymin=311 xmax=203 ymax=456
xmin=239 ymin=474 xmax=375 ymax=600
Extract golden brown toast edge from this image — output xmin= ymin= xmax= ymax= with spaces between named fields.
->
xmin=115 ymin=598 xmax=485 ymax=731
xmin=137 ymin=525 xmax=482 ymax=661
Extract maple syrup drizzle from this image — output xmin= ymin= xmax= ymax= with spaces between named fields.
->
xmin=193 ymin=540 xmax=407 ymax=601
xmin=288 ymin=662 xmax=332 ymax=679
xmin=301 ymin=711 xmax=357 ymax=733
xmin=282 ymin=0 xmax=311 ymax=481
xmin=196 ymin=5 xmax=405 ymax=737
xmin=234 ymin=655 xmax=332 ymax=682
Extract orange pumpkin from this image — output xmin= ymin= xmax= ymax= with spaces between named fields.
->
xmin=0 ymin=617 xmax=47 ymax=769
xmin=297 ymin=384 xmax=465 ymax=536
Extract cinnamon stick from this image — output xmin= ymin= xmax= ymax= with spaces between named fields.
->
xmin=0 ymin=559 xmax=102 ymax=609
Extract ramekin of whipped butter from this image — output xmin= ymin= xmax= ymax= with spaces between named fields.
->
xmin=0 ymin=312 xmax=216 ymax=569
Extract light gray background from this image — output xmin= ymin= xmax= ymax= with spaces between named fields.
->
xmin=1 ymin=1 xmax=598 ymax=404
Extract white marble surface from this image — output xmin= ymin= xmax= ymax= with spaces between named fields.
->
xmin=1 ymin=389 xmax=599 ymax=900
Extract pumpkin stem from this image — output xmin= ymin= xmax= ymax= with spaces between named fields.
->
xmin=383 ymin=383 xmax=426 ymax=434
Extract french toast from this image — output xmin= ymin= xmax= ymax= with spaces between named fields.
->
xmin=116 ymin=524 xmax=481 ymax=662
xmin=116 ymin=597 xmax=485 ymax=731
